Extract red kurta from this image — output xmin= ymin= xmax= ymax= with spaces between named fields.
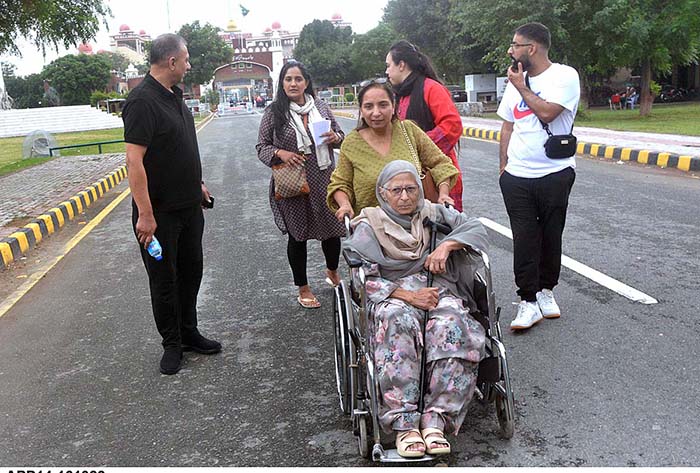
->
xmin=397 ymin=77 xmax=464 ymax=211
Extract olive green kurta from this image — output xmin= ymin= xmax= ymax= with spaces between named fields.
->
xmin=327 ymin=119 xmax=459 ymax=214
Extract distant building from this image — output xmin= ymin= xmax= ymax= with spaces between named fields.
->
xmin=110 ymin=25 xmax=150 ymax=65
xmin=213 ymin=15 xmax=351 ymax=104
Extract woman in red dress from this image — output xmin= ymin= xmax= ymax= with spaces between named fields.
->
xmin=385 ymin=40 xmax=464 ymax=211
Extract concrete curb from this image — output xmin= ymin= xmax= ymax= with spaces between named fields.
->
xmin=0 ymin=166 xmax=127 ymax=269
xmin=0 ymin=113 xmax=214 ymax=270
xmin=334 ymin=111 xmax=356 ymax=120
xmin=463 ymin=127 xmax=700 ymax=172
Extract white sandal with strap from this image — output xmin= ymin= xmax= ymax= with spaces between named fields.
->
xmin=396 ymin=429 xmax=426 ymax=458
xmin=421 ymin=428 xmax=451 ymax=455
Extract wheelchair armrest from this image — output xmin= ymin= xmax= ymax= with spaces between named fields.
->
xmin=342 ymin=248 xmax=363 ymax=268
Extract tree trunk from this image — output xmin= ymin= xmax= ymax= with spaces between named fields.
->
xmin=579 ymin=73 xmax=591 ymax=111
xmin=639 ymin=58 xmax=653 ymax=117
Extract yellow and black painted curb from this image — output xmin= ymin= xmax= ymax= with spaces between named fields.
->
xmin=463 ymin=127 xmax=700 ymax=172
xmin=0 ymin=166 xmax=128 ymax=269
xmin=333 ymin=111 xmax=356 ymax=120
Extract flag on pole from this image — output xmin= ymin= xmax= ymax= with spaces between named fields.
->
xmin=240 ymin=4 xmax=250 ymax=16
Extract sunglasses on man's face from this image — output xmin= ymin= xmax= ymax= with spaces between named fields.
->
xmin=359 ymin=77 xmax=389 ymax=88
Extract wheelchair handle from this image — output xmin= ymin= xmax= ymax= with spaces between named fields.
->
xmin=422 ymin=216 xmax=452 ymax=235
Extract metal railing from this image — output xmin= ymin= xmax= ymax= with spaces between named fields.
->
xmin=49 ymin=139 xmax=124 ymax=157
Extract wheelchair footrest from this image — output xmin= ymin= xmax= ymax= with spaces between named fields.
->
xmin=375 ymin=448 xmax=438 ymax=463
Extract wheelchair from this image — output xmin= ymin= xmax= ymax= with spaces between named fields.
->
xmin=332 ymin=215 xmax=515 ymax=462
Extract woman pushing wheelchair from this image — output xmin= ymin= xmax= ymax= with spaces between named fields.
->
xmin=344 ymin=160 xmax=488 ymax=458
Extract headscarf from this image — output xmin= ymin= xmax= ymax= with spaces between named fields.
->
xmin=289 ymin=93 xmax=332 ymax=170
xmin=393 ymin=71 xmax=435 ymax=132
xmin=345 ymin=160 xmax=489 ymax=307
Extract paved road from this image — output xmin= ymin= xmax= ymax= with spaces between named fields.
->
xmin=0 ymin=111 xmax=699 ymax=466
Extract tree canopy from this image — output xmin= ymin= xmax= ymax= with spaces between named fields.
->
xmin=383 ymin=0 xmax=700 ymax=115
xmin=98 ymin=50 xmax=132 ymax=74
xmin=0 ymin=0 xmax=110 ymax=56
xmin=42 ymin=53 xmax=112 ymax=105
xmin=294 ymin=20 xmax=355 ymax=86
xmin=349 ymin=23 xmax=398 ymax=81
xmin=177 ymin=21 xmax=233 ymax=87
xmin=3 ymin=67 xmax=46 ymax=109
xmin=383 ymin=0 xmax=488 ymax=82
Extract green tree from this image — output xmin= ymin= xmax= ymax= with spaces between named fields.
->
xmin=383 ymin=0 xmax=488 ymax=82
xmin=97 ymin=50 xmax=131 ymax=73
xmin=4 ymin=70 xmax=45 ymax=108
xmin=588 ymin=0 xmax=700 ymax=115
xmin=177 ymin=21 xmax=233 ymax=88
xmin=43 ymin=54 xmax=112 ymax=105
xmin=0 ymin=0 xmax=111 ymax=56
xmin=450 ymin=0 xmax=700 ymax=115
xmin=350 ymin=23 xmax=398 ymax=80
xmin=294 ymin=20 xmax=355 ymax=86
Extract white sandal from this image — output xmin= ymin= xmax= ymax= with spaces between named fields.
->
xmin=396 ymin=429 xmax=426 ymax=458
xmin=421 ymin=428 xmax=451 ymax=455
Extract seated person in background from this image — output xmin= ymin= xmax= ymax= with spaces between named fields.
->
xmin=610 ymin=93 xmax=621 ymax=110
xmin=627 ymin=87 xmax=638 ymax=109
xmin=344 ymin=160 xmax=488 ymax=458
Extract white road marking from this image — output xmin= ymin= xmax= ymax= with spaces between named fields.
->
xmin=478 ymin=217 xmax=658 ymax=305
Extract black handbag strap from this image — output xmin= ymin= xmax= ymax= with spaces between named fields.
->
xmin=524 ymin=73 xmax=574 ymax=135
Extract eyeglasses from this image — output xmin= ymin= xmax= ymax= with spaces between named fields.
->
xmin=382 ymin=185 xmax=419 ymax=197
xmin=509 ymin=42 xmax=532 ymax=48
xmin=359 ymin=77 xmax=388 ymax=88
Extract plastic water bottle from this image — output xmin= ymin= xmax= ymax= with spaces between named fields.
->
xmin=147 ymin=236 xmax=163 ymax=261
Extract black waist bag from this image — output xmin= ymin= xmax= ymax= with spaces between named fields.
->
xmin=526 ymin=74 xmax=577 ymax=159
xmin=544 ymin=133 xmax=577 ymax=159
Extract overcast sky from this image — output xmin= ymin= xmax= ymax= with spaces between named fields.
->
xmin=2 ymin=0 xmax=389 ymax=76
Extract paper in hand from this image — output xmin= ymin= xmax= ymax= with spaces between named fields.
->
xmin=310 ymin=119 xmax=331 ymax=146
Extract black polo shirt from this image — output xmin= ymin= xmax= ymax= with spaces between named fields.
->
xmin=122 ymin=73 xmax=202 ymax=211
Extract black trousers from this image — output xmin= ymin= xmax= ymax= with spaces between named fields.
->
xmin=499 ymin=167 xmax=575 ymax=302
xmin=287 ymin=235 xmax=341 ymax=287
xmin=133 ymin=203 xmax=204 ymax=348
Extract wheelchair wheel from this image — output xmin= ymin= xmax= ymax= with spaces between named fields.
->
xmin=333 ymin=283 xmax=351 ymax=415
xmin=357 ymin=415 xmax=370 ymax=458
xmin=496 ymin=342 xmax=515 ymax=439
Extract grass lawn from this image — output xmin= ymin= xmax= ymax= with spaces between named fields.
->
xmin=194 ymin=111 xmax=212 ymax=123
xmin=577 ymin=102 xmax=700 ymax=136
xmin=483 ymin=102 xmax=700 ymax=136
xmin=0 ymin=128 xmax=125 ymax=177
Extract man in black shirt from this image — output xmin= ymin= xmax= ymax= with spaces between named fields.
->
xmin=123 ymin=33 xmax=220 ymax=375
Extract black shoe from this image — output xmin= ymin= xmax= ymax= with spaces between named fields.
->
xmin=160 ymin=348 xmax=183 ymax=375
xmin=182 ymin=332 xmax=222 ymax=354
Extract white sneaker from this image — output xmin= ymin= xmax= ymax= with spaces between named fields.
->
xmin=510 ymin=301 xmax=543 ymax=331
xmin=536 ymin=289 xmax=561 ymax=319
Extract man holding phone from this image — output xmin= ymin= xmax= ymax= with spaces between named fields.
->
xmin=496 ymin=22 xmax=580 ymax=331
xmin=123 ymin=33 xmax=220 ymax=375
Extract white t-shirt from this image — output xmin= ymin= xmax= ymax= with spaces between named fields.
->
xmin=497 ymin=63 xmax=580 ymax=178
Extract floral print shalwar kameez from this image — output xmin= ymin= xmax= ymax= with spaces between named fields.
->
xmin=350 ymin=228 xmax=486 ymax=435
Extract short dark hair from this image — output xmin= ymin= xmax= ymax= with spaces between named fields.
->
xmin=515 ymin=22 xmax=551 ymax=50
xmin=149 ymin=33 xmax=187 ymax=65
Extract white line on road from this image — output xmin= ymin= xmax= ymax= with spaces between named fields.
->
xmin=478 ymin=217 xmax=658 ymax=305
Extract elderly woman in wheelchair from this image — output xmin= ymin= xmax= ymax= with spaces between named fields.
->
xmin=344 ymin=160 xmax=489 ymax=458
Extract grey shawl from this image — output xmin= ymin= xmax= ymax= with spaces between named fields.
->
xmin=344 ymin=160 xmax=489 ymax=307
